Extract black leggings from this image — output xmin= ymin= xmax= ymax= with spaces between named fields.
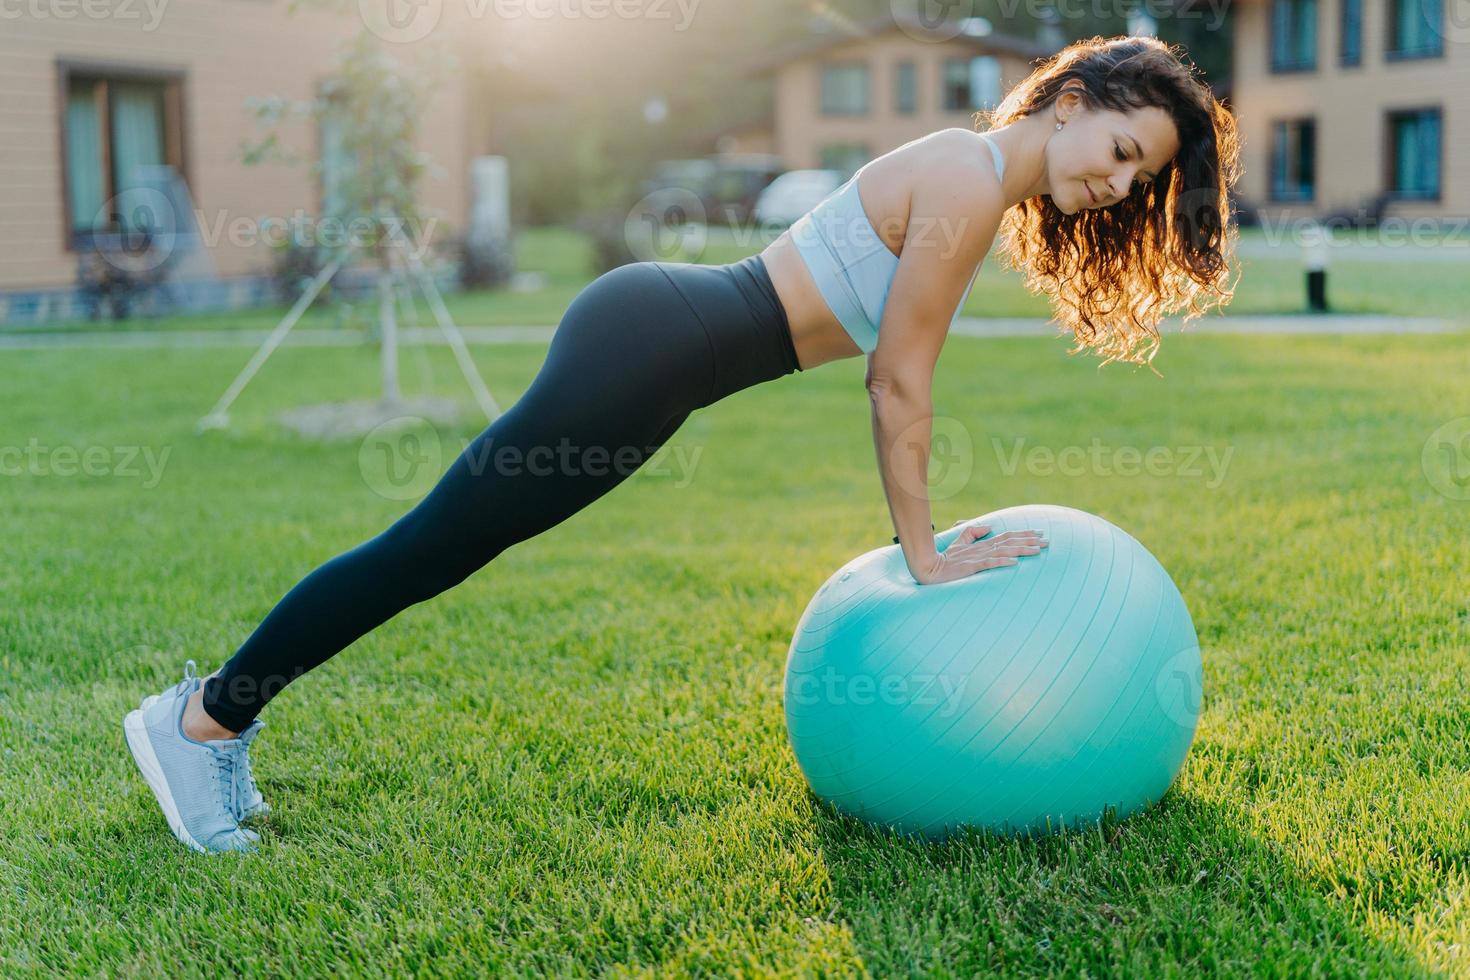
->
xmin=202 ymin=255 xmax=802 ymax=731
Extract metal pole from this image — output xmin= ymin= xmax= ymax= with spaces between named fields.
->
xmin=397 ymin=240 xmax=502 ymax=421
xmin=197 ymin=256 xmax=344 ymax=431
xmin=379 ymin=268 xmax=400 ymax=404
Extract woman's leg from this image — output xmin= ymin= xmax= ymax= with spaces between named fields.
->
xmin=197 ymin=262 xmax=715 ymax=733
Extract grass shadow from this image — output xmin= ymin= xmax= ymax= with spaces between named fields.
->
xmin=808 ymin=790 xmax=1437 ymax=977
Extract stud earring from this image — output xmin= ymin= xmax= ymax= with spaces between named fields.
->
xmin=1056 ymin=123 xmax=1063 ymax=130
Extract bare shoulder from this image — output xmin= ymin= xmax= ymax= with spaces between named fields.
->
xmin=899 ymin=130 xmax=1005 ymax=247
xmin=921 ymin=129 xmax=1003 ymax=197
xmin=870 ymin=127 xmax=993 ymax=180
xmin=856 ymin=129 xmax=1004 ymax=255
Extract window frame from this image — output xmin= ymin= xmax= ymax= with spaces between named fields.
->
xmin=56 ymin=59 xmax=188 ymax=252
xmin=818 ymin=60 xmax=871 ymax=117
xmin=1383 ymin=105 xmax=1443 ymax=202
xmin=1339 ymin=0 xmax=1362 ymax=66
xmin=1384 ymin=0 xmax=1444 ymax=61
xmin=968 ymin=55 xmax=1003 ymax=112
xmin=1268 ymin=0 xmax=1319 ymax=73
xmin=1267 ymin=116 xmax=1317 ymax=203
xmin=941 ymin=57 xmax=971 ymax=112
xmin=894 ymin=60 xmax=917 ymax=116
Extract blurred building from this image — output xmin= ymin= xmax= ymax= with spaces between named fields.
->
xmin=1227 ymin=0 xmax=1463 ymax=223
xmin=739 ymin=15 xmax=1061 ymax=177
xmin=0 ymin=3 xmax=490 ymax=326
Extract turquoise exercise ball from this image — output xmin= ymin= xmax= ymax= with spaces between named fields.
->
xmin=783 ymin=504 xmax=1201 ymax=840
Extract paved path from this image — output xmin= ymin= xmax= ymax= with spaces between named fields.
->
xmin=0 ymin=315 xmax=1463 ymax=351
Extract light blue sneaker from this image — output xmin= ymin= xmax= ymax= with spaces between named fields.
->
xmin=233 ymin=719 xmax=270 ymax=822
xmin=139 ymin=687 xmax=270 ymax=823
xmin=123 ymin=660 xmax=258 ymax=854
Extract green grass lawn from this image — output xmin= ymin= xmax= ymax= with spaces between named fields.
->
xmin=1 ymin=326 xmax=1466 ymax=975
xmin=24 ymin=226 xmax=1470 ymax=335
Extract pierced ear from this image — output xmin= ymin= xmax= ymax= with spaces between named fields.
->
xmin=1056 ymin=84 xmax=1086 ymax=121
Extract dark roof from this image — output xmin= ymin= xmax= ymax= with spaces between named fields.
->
xmin=742 ymin=14 xmax=1061 ymax=78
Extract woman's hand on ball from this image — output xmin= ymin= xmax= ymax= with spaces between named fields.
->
xmin=914 ymin=525 xmax=1048 ymax=585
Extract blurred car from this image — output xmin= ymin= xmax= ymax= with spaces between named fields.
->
xmin=753 ymin=169 xmax=845 ymax=227
xmin=638 ymin=159 xmax=718 ymax=203
xmin=703 ymin=154 xmax=784 ymax=225
xmin=639 ymin=155 xmax=784 ymax=227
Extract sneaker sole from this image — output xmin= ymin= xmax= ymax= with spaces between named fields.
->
xmin=123 ymin=708 xmax=207 ymax=854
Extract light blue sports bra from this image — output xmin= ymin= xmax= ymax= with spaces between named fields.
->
xmin=788 ymin=130 xmax=1005 ymax=354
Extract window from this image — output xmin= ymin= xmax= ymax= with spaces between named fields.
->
xmin=60 ymin=64 xmax=186 ymax=246
xmin=1269 ymin=0 xmax=1318 ymax=71
xmin=318 ymin=89 xmax=352 ymax=218
xmin=1386 ymin=0 xmax=1442 ymax=59
xmin=820 ymin=143 xmax=870 ymax=179
xmin=820 ymin=63 xmax=869 ymax=115
xmin=1386 ymin=108 xmax=1441 ymax=199
xmin=969 ymin=57 xmax=1003 ymax=111
xmin=942 ymin=59 xmax=969 ymax=111
xmin=895 ymin=61 xmax=917 ymax=115
xmin=1340 ymin=0 xmax=1362 ymax=65
xmin=942 ymin=56 xmax=1002 ymax=112
xmin=1269 ymin=118 xmax=1315 ymax=201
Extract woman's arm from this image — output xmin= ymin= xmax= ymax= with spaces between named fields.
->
xmin=868 ymin=377 xmax=941 ymax=575
xmin=866 ymin=150 xmax=1003 ymax=583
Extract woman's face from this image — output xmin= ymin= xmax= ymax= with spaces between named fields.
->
xmin=1048 ymin=95 xmax=1181 ymax=214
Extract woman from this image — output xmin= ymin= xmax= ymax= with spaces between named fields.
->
xmin=124 ymin=35 xmax=1240 ymax=853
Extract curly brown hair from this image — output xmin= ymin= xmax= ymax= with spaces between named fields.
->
xmin=978 ymin=35 xmax=1243 ymax=371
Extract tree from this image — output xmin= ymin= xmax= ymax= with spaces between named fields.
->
xmin=202 ymin=28 xmax=498 ymax=435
